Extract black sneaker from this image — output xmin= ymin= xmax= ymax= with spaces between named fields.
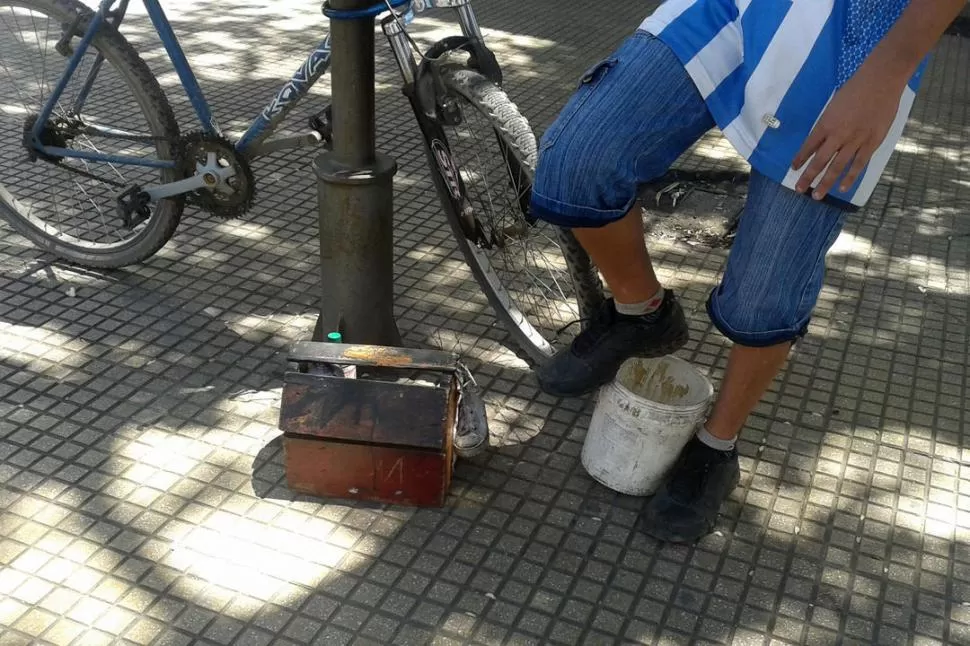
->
xmin=536 ymin=290 xmax=689 ymax=397
xmin=638 ymin=436 xmax=740 ymax=543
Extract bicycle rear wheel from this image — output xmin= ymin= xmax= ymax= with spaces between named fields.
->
xmin=0 ymin=0 xmax=182 ymax=267
xmin=432 ymin=67 xmax=604 ymax=365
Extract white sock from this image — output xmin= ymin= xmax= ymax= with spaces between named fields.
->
xmin=696 ymin=425 xmax=736 ymax=452
xmin=614 ymin=287 xmax=665 ymax=316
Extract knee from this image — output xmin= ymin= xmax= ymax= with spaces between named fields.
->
xmin=530 ymin=115 xmax=632 ymax=229
xmin=707 ymin=281 xmax=817 ymax=347
xmin=534 ymin=122 xmax=590 ymax=198
xmin=534 ymin=114 xmax=614 ymax=199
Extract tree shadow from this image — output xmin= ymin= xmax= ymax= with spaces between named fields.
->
xmin=0 ymin=1 xmax=968 ymax=645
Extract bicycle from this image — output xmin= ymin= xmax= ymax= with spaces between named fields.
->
xmin=0 ymin=0 xmax=603 ymax=363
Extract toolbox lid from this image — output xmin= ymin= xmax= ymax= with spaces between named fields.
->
xmin=279 ymin=371 xmax=456 ymax=451
xmin=289 ymin=341 xmax=459 ymax=371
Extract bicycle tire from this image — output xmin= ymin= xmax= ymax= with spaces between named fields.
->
xmin=0 ymin=0 xmax=182 ymax=268
xmin=434 ymin=66 xmax=604 ymax=365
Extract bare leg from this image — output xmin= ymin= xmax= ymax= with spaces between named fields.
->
xmin=536 ymin=205 xmax=687 ymax=397
xmin=705 ymin=342 xmax=791 ymax=439
xmin=573 ymin=207 xmax=661 ymax=303
xmin=571 ymin=205 xmax=791 ymax=439
xmin=640 ymin=340 xmax=792 ymax=541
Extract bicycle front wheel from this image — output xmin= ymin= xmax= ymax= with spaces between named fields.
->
xmin=0 ymin=0 xmax=182 ymax=267
xmin=433 ymin=67 xmax=604 ymax=365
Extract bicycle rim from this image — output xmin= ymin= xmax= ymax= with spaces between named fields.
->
xmin=0 ymin=0 xmax=180 ymax=264
xmin=439 ymin=68 xmax=601 ymax=363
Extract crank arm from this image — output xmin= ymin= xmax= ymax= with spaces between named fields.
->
xmin=142 ymin=163 xmax=235 ymax=201
xmin=248 ymin=131 xmax=324 ymax=159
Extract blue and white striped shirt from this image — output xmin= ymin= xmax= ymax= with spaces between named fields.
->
xmin=641 ymin=0 xmax=923 ymax=207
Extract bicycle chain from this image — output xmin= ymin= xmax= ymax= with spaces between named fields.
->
xmin=54 ymin=161 xmax=127 ymax=188
xmin=30 ymin=121 xmax=254 ymax=218
xmin=28 ymin=117 xmax=172 ymax=189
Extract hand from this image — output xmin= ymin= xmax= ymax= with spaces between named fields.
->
xmin=791 ymin=67 xmax=904 ymax=200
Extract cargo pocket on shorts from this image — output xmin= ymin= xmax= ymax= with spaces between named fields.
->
xmin=538 ymin=56 xmax=619 ymax=153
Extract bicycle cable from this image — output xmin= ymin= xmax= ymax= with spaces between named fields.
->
xmin=381 ymin=0 xmax=443 ymax=64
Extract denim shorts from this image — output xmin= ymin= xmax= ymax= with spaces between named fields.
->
xmin=531 ymin=32 xmax=847 ymax=347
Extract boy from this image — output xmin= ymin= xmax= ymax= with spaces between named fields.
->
xmin=532 ymin=0 xmax=965 ymax=543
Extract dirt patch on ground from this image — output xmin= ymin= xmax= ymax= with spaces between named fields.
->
xmin=638 ymin=170 xmax=749 ymax=249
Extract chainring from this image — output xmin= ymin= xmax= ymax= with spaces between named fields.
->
xmin=178 ymin=131 xmax=256 ymax=219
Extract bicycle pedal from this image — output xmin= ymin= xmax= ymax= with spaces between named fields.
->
xmin=309 ymin=105 xmax=332 ymax=142
xmin=116 ymin=185 xmax=150 ymax=228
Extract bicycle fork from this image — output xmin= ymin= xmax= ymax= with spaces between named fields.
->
xmin=382 ymin=1 xmax=493 ymax=244
xmin=381 ymin=1 xmax=533 ymax=245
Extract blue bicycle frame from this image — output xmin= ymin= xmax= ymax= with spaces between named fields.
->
xmin=30 ymin=0 xmax=484 ymax=170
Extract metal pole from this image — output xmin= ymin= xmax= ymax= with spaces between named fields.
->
xmin=314 ymin=0 xmax=400 ymax=345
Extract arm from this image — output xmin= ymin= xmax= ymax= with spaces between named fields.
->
xmin=792 ymin=0 xmax=966 ymax=199
xmin=871 ymin=0 xmax=966 ymax=78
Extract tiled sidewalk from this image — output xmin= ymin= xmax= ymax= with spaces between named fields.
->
xmin=1 ymin=2 xmax=969 ymax=645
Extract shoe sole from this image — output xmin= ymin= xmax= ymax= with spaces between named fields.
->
xmin=637 ymin=465 xmax=739 ymax=544
xmin=454 ymin=439 xmax=487 ymax=459
xmin=637 ymin=515 xmax=713 ymax=544
xmin=537 ymin=326 xmax=690 ymax=398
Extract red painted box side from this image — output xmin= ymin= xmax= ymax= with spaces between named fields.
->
xmin=279 ymin=371 xmax=456 ymax=507
xmin=284 ymin=437 xmax=449 ymax=506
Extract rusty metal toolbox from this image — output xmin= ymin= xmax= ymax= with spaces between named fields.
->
xmin=278 ymin=342 xmax=464 ymax=507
